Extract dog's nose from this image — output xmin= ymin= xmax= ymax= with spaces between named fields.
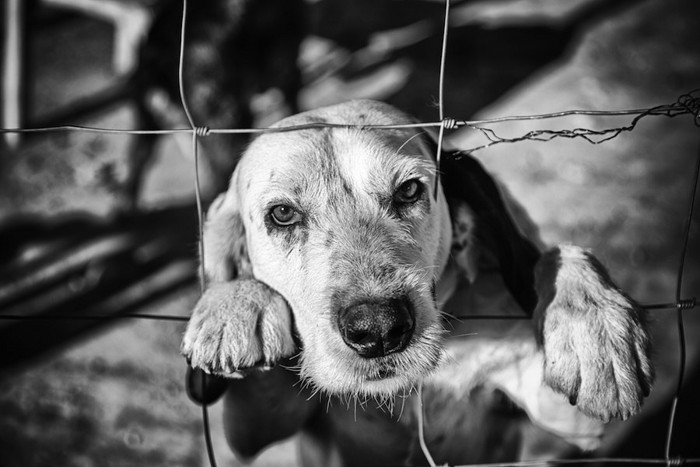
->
xmin=338 ymin=298 xmax=414 ymax=358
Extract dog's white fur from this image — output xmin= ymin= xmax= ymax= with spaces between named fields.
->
xmin=195 ymin=101 xmax=452 ymax=397
xmin=181 ymin=100 xmax=653 ymax=465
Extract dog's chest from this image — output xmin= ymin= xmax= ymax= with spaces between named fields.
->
xmin=302 ymin=378 xmax=528 ymax=466
xmin=301 ymin=329 xmax=543 ymax=466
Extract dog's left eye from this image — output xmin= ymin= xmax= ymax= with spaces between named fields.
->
xmin=394 ymin=179 xmax=423 ymax=204
xmin=270 ymin=204 xmax=301 ymax=226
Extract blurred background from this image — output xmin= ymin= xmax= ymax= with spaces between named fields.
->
xmin=0 ymin=0 xmax=699 ymax=465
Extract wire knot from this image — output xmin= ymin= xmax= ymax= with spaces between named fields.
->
xmin=666 ymin=457 xmax=686 ymax=466
xmin=194 ymin=126 xmax=211 ymax=137
xmin=677 ymin=297 xmax=697 ymax=310
xmin=677 ymin=91 xmax=700 ymax=127
xmin=441 ymin=117 xmax=459 ymax=130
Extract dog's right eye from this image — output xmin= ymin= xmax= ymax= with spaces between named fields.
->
xmin=270 ymin=205 xmax=301 ymax=226
xmin=393 ymin=179 xmax=424 ymax=205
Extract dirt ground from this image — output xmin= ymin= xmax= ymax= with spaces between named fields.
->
xmin=1 ymin=0 xmax=699 ymax=466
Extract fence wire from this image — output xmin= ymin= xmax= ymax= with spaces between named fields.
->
xmin=1 ymin=0 xmax=700 ymax=466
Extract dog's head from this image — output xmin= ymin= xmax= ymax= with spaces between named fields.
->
xmin=201 ymin=100 xmax=538 ymax=398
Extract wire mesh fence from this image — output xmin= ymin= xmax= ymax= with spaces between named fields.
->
xmin=1 ymin=0 xmax=699 ymax=466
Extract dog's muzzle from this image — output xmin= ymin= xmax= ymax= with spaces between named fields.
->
xmin=337 ymin=297 xmax=415 ymax=359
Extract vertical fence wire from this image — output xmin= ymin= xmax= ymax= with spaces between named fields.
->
xmin=420 ymin=0 xmax=450 ymax=464
xmin=416 ymin=383 xmax=438 ymax=467
xmin=664 ymin=140 xmax=700 ymax=463
xmin=176 ymin=1 xmax=217 ymax=465
xmin=432 ymin=0 xmax=451 ymax=200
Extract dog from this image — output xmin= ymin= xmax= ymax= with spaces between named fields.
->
xmin=181 ymin=100 xmax=654 ymax=466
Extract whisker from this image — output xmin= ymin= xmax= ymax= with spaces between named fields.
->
xmin=396 ymin=131 xmax=427 ymax=155
xmin=453 ymin=332 xmax=478 ymax=338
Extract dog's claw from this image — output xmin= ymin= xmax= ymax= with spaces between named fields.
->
xmin=182 ymin=279 xmax=296 ymax=379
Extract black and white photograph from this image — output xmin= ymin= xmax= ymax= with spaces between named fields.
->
xmin=1 ymin=0 xmax=699 ymax=466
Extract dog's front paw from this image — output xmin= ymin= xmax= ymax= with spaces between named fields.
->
xmin=182 ymin=279 xmax=296 ymax=377
xmin=535 ymin=245 xmax=654 ymax=422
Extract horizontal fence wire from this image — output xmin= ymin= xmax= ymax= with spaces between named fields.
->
xmin=1 ymin=0 xmax=699 ymax=466
xmin=1 ymin=91 xmax=698 ymax=141
xmin=0 ymin=297 xmax=694 ymax=322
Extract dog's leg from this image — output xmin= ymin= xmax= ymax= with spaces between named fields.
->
xmin=182 ymin=193 xmax=310 ymax=456
xmin=187 ymin=193 xmax=298 ymax=371
xmin=182 ymin=279 xmax=296 ymax=374
xmin=183 ymin=283 xmax=314 ymax=461
xmin=222 ymin=357 xmax=318 ymax=461
xmin=184 ymin=193 xmax=296 ymax=371
xmin=534 ymin=245 xmax=654 ymax=422
xmin=440 ymin=155 xmax=653 ymax=422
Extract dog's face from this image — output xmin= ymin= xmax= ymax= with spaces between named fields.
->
xmin=205 ymin=100 xmax=457 ymax=397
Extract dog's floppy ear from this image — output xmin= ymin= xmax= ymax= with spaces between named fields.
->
xmin=201 ymin=191 xmax=253 ymax=282
xmin=440 ymin=153 xmax=541 ymax=315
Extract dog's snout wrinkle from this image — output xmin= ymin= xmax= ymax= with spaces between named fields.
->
xmin=338 ymin=298 xmax=415 ymax=359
